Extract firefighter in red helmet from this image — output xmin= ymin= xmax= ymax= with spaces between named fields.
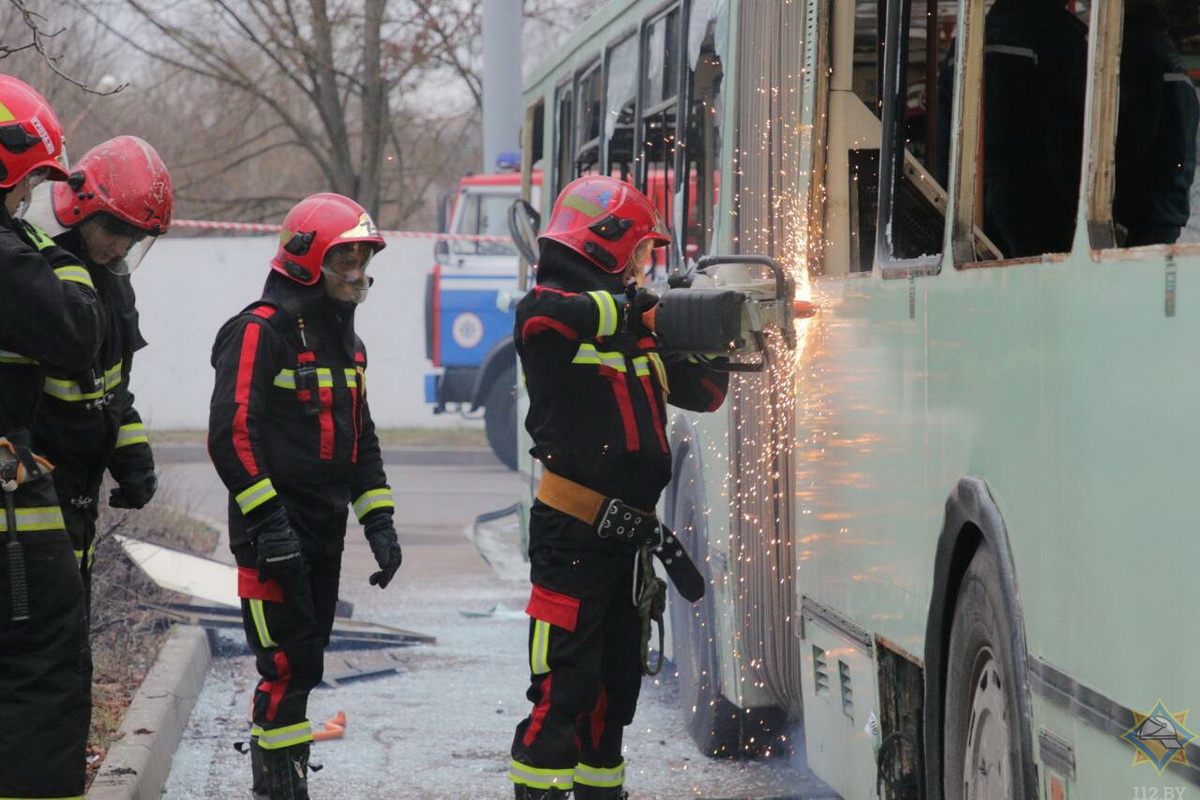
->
xmin=208 ymin=192 xmax=402 ymax=799
xmin=24 ymin=135 xmax=173 ymax=604
xmin=0 ymin=75 xmax=102 ymax=800
xmin=509 ymin=176 xmax=729 ymax=800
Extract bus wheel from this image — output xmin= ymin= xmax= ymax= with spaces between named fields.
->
xmin=943 ymin=544 xmax=1021 ymax=799
xmin=667 ymin=464 xmax=741 ymax=757
xmin=484 ymin=365 xmax=517 ymax=471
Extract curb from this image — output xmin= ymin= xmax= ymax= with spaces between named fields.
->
xmin=87 ymin=625 xmax=213 ymax=800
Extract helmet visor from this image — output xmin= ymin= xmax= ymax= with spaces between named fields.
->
xmin=107 ymin=237 xmax=156 ymax=276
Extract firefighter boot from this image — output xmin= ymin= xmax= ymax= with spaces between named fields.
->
xmin=513 ymin=785 xmax=572 ymax=799
xmin=261 ymin=742 xmax=311 ymax=800
xmin=574 ymin=786 xmax=628 ymax=800
xmin=249 ymin=738 xmax=269 ymax=799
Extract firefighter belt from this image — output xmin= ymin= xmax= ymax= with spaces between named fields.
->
xmin=535 ymin=470 xmax=705 ymax=603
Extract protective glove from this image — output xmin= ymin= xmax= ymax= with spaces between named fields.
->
xmin=109 ymin=468 xmax=158 ymax=509
xmin=623 ymin=288 xmax=660 ymax=337
xmin=364 ymin=512 xmax=402 ymax=589
xmin=249 ymin=506 xmax=304 ymax=583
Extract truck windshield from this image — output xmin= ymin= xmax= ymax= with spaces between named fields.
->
xmin=451 ymin=192 xmax=518 ymax=257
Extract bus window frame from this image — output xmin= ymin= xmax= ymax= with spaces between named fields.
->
xmin=1085 ymin=0 xmax=1122 ymax=251
xmin=553 ymin=78 xmax=575 ymax=195
xmin=639 ymin=1 xmax=684 ymax=273
xmin=574 ymin=59 xmax=604 ymax=176
xmin=877 ymin=0 xmax=944 ymax=279
xmin=602 ymin=27 xmax=641 ymax=179
xmin=518 ymin=98 xmax=544 ymax=293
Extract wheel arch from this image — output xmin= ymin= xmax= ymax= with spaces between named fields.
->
xmin=922 ymin=476 xmax=1037 ymax=800
xmin=470 ymin=335 xmax=516 ymax=410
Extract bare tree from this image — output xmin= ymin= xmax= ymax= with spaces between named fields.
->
xmin=70 ymin=0 xmax=485 ymax=223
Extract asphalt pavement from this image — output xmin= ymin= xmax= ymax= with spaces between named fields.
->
xmin=102 ymin=445 xmax=835 ymax=799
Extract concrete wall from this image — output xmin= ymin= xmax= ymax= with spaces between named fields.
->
xmin=129 ymin=235 xmax=469 ymax=430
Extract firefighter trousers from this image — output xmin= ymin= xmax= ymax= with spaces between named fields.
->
xmin=0 ymin=477 xmax=91 ymax=799
xmin=510 ymin=506 xmax=643 ymax=794
xmin=234 ymin=543 xmax=342 ymax=754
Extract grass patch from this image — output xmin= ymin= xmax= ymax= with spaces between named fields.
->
xmin=152 ymin=426 xmax=487 ymax=448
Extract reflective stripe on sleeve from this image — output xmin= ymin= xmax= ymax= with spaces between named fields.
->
xmin=509 ymin=760 xmax=574 ymax=790
xmin=251 ymin=721 xmax=314 ymax=750
xmin=574 ymin=761 xmax=626 ymax=789
xmin=53 ymin=264 xmax=96 ymax=288
xmin=0 ymin=348 xmax=36 ymax=364
xmin=587 ymin=291 xmax=620 ymax=337
xmin=0 ymin=506 xmax=65 ymax=532
xmin=352 ymin=488 xmax=394 ymax=521
xmin=24 ymin=221 xmax=56 ymax=250
xmin=115 ymin=422 xmax=149 ymax=449
xmin=235 ymin=478 xmax=277 ymax=515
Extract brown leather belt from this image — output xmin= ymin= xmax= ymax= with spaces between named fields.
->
xmin=536 ymin=469 xmax=625 ymax=526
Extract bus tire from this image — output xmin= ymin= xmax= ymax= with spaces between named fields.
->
xmin=483 ymin=365 xmax=518 ymax=470
xmin=666 ymin=451 xmax=742 ymax=757
xmin=942 ymin=544 xmax=1024 ymax=799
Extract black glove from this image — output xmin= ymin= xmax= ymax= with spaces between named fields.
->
xmin=250 ymin=506 xmax=304 ymax=583
xmin=109 ymin=468 xmax=158 ymax=509
xmin=623 ymin=288 xmax=659 ymax=337
xmin=364 ymin=513 xmax=402 ymax=589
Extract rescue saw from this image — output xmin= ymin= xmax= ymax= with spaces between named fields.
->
xmin=651 ymin=255 xmax=813 ymax=371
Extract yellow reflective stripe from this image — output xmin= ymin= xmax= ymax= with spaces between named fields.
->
xmin=571 ymin=343 xmax=627 ymax=371
xmin=315 ymin=367 xmax=333 ymax=387
xmin=115 ymin=422 xmax=149 ymax=449
xmin=352 ymin=488 xmax=394 ymax=521
xmin=343 ymin=368 xmax=359 ymax=386
xmin=648 ymin=352 xmax=668 ymax=391
xmin=0 ymin=348 xmax=35 ymax=364
xmin=509 ymin=759 xmax=574 ymax=790
xmin=235 ymin=478 xmax=277 ymax=515
xmin=586 ymin=291 xmax=620 ymax=337
xmin=0 ymin=506 xmax=65 ymax=532
xmin=530 ymin=619 xmax=551 ymax=675
xmin=0 ymin=101 xmax=14 ymax=122
xmin=25 ymin=221 xmax=56 ymax=251
xmin=631 ymin=355 xmax=653 ymax=377
xmin=54 ymin=264 xmax=95 ymax=288
xmin=273 ymin=369 xmax=296 ymax=389
xmin=103 ymin=360 xmax=123 ymax=387
xmin=44 ymin=375 xmax=105 ymax=401
xmin=252 ymin=721 xmax=313 ymax=749
xmin=249 ymin=599 xmax=277 ymax=648
xmin=574 ymin=761 xmax=625 ymax=788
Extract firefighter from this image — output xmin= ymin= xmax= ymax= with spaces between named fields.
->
xmin=25 ymin=135 xmax=173 ymax=603
xmin=208 ymin=192 xmax=403 ymax=799
xmin=0 ymin=75 xmax=102 ymax=799
xmin=508 ymin=176 xmax=729 ymax=800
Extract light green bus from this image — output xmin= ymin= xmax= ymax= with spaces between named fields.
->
xmin=511 ymin=1 xmax=1200 ymax=798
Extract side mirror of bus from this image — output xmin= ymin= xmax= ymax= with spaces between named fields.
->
xmin=434 ymin=239 xmax=450 ymax=266
xmin=508 ymin=199 xmax=541 ymax=267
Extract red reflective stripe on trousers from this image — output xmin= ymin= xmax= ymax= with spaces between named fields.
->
xmin=588 ymin=685 xmax=609 ymax=751
xmin=522 ymin=673 xmax=554 ymax=748
xmin=637 ymin=373 xmax=668 ymax=452
xmin=318 ymin=386 xmax=334 ymax=459
xmin=233 ymin=324 xmax=262 ymax=473
xmin=265 ymin=650 xmax=291 ymax=721
xmin=600 ymin=366 xmax=638 ymax=450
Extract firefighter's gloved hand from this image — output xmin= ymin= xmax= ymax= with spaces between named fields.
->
xmin=364 ymin=513 xmax=402 ymax=589
xmin=108 ymin=468 xmax=158 ymax=509
xmin=250 ymin=506 xmax=304 ymax=583
xmin=624 ymin=289 xmax=659 ymax=337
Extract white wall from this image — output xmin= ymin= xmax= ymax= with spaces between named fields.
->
xmin=129 ymin=235 xmax=468 ymax=430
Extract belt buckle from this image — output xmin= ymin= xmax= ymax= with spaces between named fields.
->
xmin=596 ymin=498 xmax=651 ymax=543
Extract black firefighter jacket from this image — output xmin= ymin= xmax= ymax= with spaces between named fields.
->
xmin=0 ymin=206 xmax=102 ymax=438
xmin=32 ymin=227 xmax=154 ymax=497
xmin=208 ymin=272 xmax=394 ymax=555
xmin=515 ymin=242 xmax=729 ymax=513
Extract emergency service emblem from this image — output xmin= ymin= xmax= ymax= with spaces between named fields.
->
xmin=1122 ymin=700 xmax=1195 ymax=774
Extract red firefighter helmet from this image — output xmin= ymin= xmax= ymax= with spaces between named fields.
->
xmin=539 ymin=175 xmax=670 ymax=273
xmin=52 ymin=135 xmax=173 ymax=235
xmin=0 ymin=75 xmax=69 ymax=189
xmin=271 ymin=193 xmax=386 ymax=285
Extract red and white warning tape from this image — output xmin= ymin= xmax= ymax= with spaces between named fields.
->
xmin=172 ymin=218 xmax=513 ymax=244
